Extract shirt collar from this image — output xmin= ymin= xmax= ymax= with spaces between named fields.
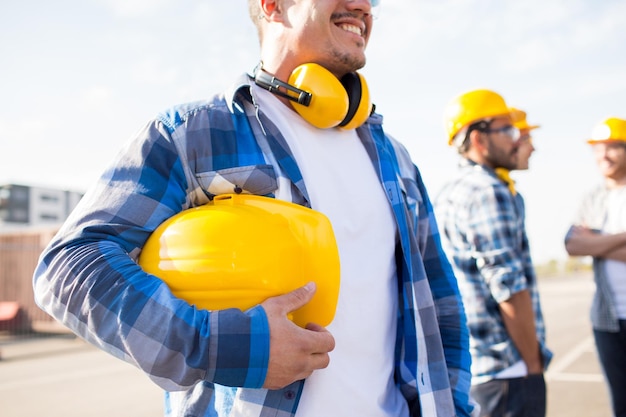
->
xmin=460 ymin=158 xmax=516 ymax=193
xmin=459 ymin=157 xmax=496 ymax=175
xmin=224 ymin=73 xmax=255 ymax=114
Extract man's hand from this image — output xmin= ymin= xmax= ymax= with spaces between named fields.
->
xmin=261 ymin=282 xmax=335 ymax=389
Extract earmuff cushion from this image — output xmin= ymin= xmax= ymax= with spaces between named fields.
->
xmin=339 ymin=73 xmax=363 ymax=127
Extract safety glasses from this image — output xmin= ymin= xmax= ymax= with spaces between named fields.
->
xmin=484 ymin=125 xmax=521 ymax=141
xmin=370 ymin=0 xmax=381 ymax=19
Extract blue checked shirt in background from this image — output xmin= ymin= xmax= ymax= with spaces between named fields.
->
xmin=434 ymin=159 xmax=552 ymax=384
xmin=33 ymin=75 xmax=473 ymax=416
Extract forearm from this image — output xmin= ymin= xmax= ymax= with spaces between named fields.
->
xmin=565 ymin=227 xmax=626 ymax=257
xmin=599 ymin=244 xmax=626 ymax=262
xmin=34 ymin=239 xmax=270 ymax=390
xmin=499 ymin=289 xmax=543 ymax=374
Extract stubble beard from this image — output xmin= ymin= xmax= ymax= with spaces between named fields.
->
xmin=325 ymin=46 xmax=366 ymax=75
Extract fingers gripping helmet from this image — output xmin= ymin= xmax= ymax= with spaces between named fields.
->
xmin=588 ymin=117 xmax=626 ymax=144
xmin=443 ymin=89 xmax=515 ymax=145
xmin=138 ymin=194 xmax=340 ymax=327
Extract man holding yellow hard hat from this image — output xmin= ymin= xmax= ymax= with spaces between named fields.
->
xmin=33 ymin=1 xmax=473 ymax=416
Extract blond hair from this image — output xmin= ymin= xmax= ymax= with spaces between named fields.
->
xmin=248 ymin=0 xmax=263 ymax=43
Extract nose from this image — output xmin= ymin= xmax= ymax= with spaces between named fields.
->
xmin=347 ymin=0 xmax=374 ymax=12
xmin=592 ymin=144 xmax=609 ymax=159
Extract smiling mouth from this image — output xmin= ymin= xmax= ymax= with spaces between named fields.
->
xmin=338 ymin=23 xmax=363 ymax=36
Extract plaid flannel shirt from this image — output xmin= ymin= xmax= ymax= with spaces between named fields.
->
xmin=566 ymin=185 xmax=625 ymax=332
xmin=33 ymin=74 xmax=472 ymax=416
xmin=434 ymin=159 xmax=552 ymax=384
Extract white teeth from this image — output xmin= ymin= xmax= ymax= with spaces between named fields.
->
xmin=340 ymin=24 xmax=362 ymax=36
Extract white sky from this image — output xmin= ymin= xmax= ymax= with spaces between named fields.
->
xmin=2 ymin=0 xmax=626 ymax=263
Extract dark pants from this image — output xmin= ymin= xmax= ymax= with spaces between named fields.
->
xmin=470 ymin=374 xmax=546 ymax=417
xmin=594 ymin=320 xmax=626 ymax=417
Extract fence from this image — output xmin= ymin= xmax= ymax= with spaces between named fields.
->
xmin=0 ymin=227 xmax=60 ymax=335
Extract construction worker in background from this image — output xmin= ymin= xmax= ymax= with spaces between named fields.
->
xmin=512 ymin=109 xmax=539 ymax=171
xmin=565 ymin=116 xmax=626 ymax=417
xmin=434 ymin=89 xmax=552 ymax=417
xmin=494 ymin=108 xmax=540 ymax=194
xmin=32 ymin=1 xmax=474 ymax=416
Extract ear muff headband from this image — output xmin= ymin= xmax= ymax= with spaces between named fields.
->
xmin=254 ymin=63 xmax=372 ymax=129
xmin=254 ymin=66 xmax=313 ymax=106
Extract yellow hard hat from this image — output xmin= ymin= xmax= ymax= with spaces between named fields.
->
xmin=588 ymin=117 xmax=626 ymax=144
xmin=443 ymin=89 xmax=515 ymax=144
xmin=138 ymin=194 xmax=340 ymax=327
xmin=510 ymin=107 xmax=540 ymax=131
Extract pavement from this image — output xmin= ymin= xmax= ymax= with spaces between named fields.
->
xmin=0 ymin=271 xmax=613 ymax=416
xmin=540 ymin=271 xmax=612 ymax=417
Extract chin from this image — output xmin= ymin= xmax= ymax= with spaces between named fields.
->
xmin=327 ymin=51 xmax=366 ymax=74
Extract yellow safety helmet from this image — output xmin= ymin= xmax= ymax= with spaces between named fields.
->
xmin=588 ymin=117 xmax=626 ymax=144
xmin=443 ymin=89 xmax=515 ymax=144
xmin=510 ymin=107 xmax=540 ymax=131
xmin=138 ymin=194 xmax=340 ymax=327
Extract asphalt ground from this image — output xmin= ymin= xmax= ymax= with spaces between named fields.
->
xmin=0 ymin=271 xmax=613 ymax=416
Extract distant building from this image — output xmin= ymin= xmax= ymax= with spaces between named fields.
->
xmin=0 ymin=184 xmax=84 ymax=332
xmin=0 ymin=183 xmax=83 ymax=228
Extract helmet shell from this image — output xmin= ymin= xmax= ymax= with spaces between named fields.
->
xmin=588 ymin=117 xmax=626 ymax=144
xmin=138 ymin=194 xmax=340 ymax=327
xmin=510 ymin=107 xmax=540 ymax=131
xmin=444 ymin=89 xmax=514 ymax=144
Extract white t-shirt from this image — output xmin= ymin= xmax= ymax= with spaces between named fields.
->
xmin=602 ymin=187 xmax=626 ymax=319
xmin=251 ymin=84 xmax=407 ymax=417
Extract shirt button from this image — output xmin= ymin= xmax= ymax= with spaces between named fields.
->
xmin=284 ymin=390 xmax=296 ymax=400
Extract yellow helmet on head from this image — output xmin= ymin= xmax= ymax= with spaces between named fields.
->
xmin=138 ymin=194 xmax=340 ymax=327
xmin=510 ymin=107 xmax=540 ymax=131
xmin=588 ymin=117 xmax=626 ymax=144
xmin=443 ymin=89 xmax=515 ymax=145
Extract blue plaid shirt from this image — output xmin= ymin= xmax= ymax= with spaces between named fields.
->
xmin=434 ymin=159 xmax=552 ymax=384
xmin=33 ymin=74 xmax=472 ymax=416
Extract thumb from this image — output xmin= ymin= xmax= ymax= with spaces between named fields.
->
xmin=280 ymin=282 xmax=316 ymax=314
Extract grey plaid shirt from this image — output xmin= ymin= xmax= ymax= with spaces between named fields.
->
xmin=566 ymin=184 xmax=625 ymax=332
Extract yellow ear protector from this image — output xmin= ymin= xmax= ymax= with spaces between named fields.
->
xmin=253 ymin=63 xmax=373 ymax=129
